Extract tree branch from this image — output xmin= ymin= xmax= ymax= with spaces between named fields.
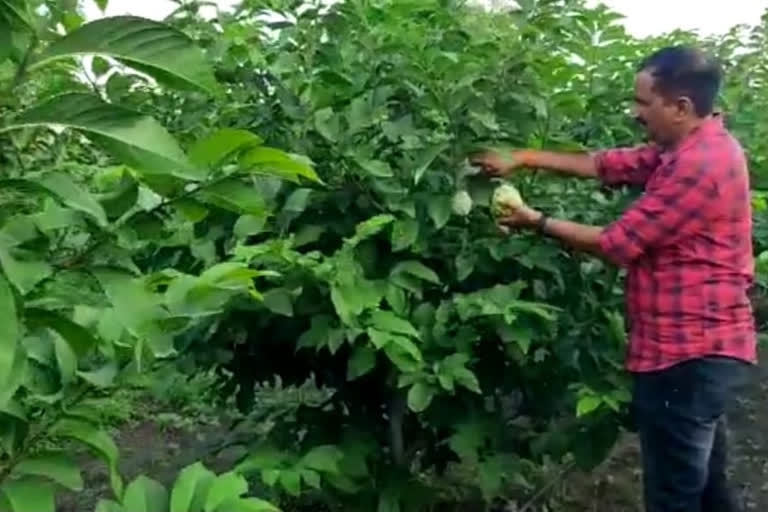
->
xmin=388 ymin=391 xmax=407 ymax=467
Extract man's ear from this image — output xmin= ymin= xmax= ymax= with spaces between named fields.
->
xmin=675 ymin=96 xmax=696 ymax=119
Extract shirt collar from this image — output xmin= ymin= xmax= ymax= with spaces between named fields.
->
xmin=660 ymin=113 xmax=724 ymax=164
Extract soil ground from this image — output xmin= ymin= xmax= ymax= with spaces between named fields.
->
xmin=556 ymin=346 xmax=768 ymax=511
xmin=59 ymin=347 xmax=768 ymax=512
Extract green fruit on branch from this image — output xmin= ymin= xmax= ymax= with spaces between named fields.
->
xmin=452 ymin=190 xmax=473 ymax=216
xmin=492 ymin=183 xmax=525 ymax=217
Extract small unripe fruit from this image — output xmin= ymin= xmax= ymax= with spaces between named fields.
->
xmin=492 ymin=184 xmax=524 ymax=217
xmin=452 ymin=190 xmax=473 ymax=216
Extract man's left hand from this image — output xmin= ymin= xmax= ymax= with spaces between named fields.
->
xmin=495 ymin=204 xmax=543 ymax=233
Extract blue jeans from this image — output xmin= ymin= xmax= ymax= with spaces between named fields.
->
xmin=632 ymin=356 xmax=750 ymax=512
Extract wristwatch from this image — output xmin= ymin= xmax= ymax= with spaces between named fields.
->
xmin=536 ymin=212 xmax=549 ymax=233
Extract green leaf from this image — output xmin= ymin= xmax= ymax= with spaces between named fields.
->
xmin=189 ymin=128 xmax=263 ymax=169
xmin=0 ymin=275 xmax=18 ymax=390
xmin=283 ymin=188 xmax=313 ymax=213
xmin=0 ymin=0 xmax=34 ymax=32
xmin=572 ymin=418 xmax=619 ymax=470
xmin=200 ymin=179 xmax=267 ymax=216
xmin=175 ymin=199 xmax=209 ymax=223
xmin=331 ymin=280 xmax=384 ymax=324
xmin=262 ymin=288 xmax=293 ymax=317
xmin=204 ymin=472 xmax=247 ymax=512
xmin=91 ymin=55 xmax=111 ymax=75
xmin=1 ymin=478 xmax=54 ymax=512
xmin=2 ymin=94 xmax=200 ymax=180
xmin=123 ymin=476 xmax=169 ymax=512
xmin=240 ymin=147 xmax=321 ymax=184
xmin=296 ymin=316 xmax=334 ymax=352
xmin=453 ymin=367 xmax=481 ymax=394
xmin=427 ymin=195 xmax=452 ymax=229
xmin=51 ymin=418 xmax=122 ymax=497
xmin=358 ymin=159 xmax=393 ymax=178
xmin=39 ymin=173 xmax=108 ymax=227
xmin=13 ymin=453 xmax=83 ymax=491
xmin=0 ymin=19 xmax=10 ymax=62
xmin=391 ymin=261 xmax=440 ymax=285
xmin=368 ymin=310 xmax=419 ymax=338
xmin=348 ymin=215 xmax=395 ymax=246
xmin=380 ymin=334 xmax=422 ymax=372
xmin=233 ymin=215 xmax=266 ymax=239
xmin=477 ymin=455 xmax=504 ymax=501
xmin=449 ymin=421 xmax=488 ymax=461
xmin=25 ymin=309 xmax=98 ymax=358
xmin=497 ymin=324 xmax=533 ymax=354
xmin=407 ymin=382 xmax=435 ymax=412
xmin=347 ymin=345 xmax=376 ymax=381
xmin=33 ymin=16 xmax=218 ymax=94
xmin=384 ymin=284 xmax=407 ymax=316
xmin=0 ymin=248 xmax=52 ymax=295
xmin=576 ymin=395 xmax=603 ymax=417
xmin=279 ymin=470 xmax=301 ymax=496
xmin=300 ymin=445 xmax=343 ymax=474
xmin=0 ymin=214 xmax=39 ymax=246
xmin=77 ymin=363 xmax=118 ymax=388
xmin=99 ymin=174 xmax=139 ymax=220
xmin=236 ymin=445 xmax=285 ymax=474
xmin=391 ymin=218 xmax=418 ymax=252
xmin=215 ymin=498 xmax=280 ymax=512
xmin=413 ymin=144 xmax=446 ymax=184
xmin=0 ymin=347 xmax=26 ymax=405
xmin=377 ymin=491 xmax=401 ymax=512
xmin=53 ymin=333 xmax=77 ymax=386
xmin=95 ymin=270 xmax=172 ymax=357
xmin=95 ymin=500 xmax=125 ymax=512
xmin=33 ymin=200 xmax=83 ymax=232
xmin=300 ymin=469 xmax=321 ymax=490
xmin=313 ymin=108 xmax=340 ymax=142
xmin=170 ymin=462 xmax=216 ymax=512
xmin=261 ymin=469 xmax=280 ymax=487
xmin=96 ymin=0 xmax=109 ymax=11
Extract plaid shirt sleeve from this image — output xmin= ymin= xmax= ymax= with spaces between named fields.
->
xmin=599 ymin=150 xmax=718 ymax=267
xmin=594 ymin=145 xmax=662 ymax=187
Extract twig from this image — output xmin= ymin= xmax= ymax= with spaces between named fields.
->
xmin=518 ymin=462 xmax=576 ymax=512
xmin=56 ymin=173 xmax=236 ymax=270
xmin=10 ymin=37 xmax=38 ymax=92
xmin=0 ymin=386 xmax=93 ymax=485
xmin=388 ymin=391 xmax=406 ymax=466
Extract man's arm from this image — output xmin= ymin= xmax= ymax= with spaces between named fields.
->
xmin=501 ymin=150 xmax=717 ymax=266
xmin=517 ymin=150 xmax=598 ymax=179
xmin=538 ymin=215 xmax=605 ymax=255
xmin=471 ymin=149 xmax=598 ymax=179
xmin=472 ymin=145 xmax=660 ymax=187
xmin=505 ymin=207 xmax=607 ymax=257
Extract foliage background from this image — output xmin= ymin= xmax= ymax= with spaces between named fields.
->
xmin=0 ymin=0 xmax=766 ymax=511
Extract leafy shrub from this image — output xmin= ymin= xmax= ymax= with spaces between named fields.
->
xmin=0 ymin=0 xmax=767 ymax=511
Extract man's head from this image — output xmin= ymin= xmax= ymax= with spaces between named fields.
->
xmin=634 ymin=46 xmax=723 ymax=147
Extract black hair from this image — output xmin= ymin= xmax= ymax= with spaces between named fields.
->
xmin=639 ymin=46 xmax=723 ymax=117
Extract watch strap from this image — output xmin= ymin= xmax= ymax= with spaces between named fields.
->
xmin=536 ymin=213 xmax=549 ymax=233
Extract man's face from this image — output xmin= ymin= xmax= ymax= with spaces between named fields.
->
xmin=633 ymin=70 xmax=680 ymax=147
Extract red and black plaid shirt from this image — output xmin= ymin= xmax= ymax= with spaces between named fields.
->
xmin=595 ymin=115 xmax=757 ymax=373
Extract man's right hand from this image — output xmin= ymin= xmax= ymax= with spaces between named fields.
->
xmin=470 ymin=150 xmax=527 ymax=177
xmin=470 ymin=148 xmax=599 ymax=180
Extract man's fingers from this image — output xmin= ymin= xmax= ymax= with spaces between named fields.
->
xmin=469 ymin=152 xmax=490 ymax=165
xmin=495 ymin=205 xmax=522 ymax=217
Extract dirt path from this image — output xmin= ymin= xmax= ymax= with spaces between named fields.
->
xmin=556 ymin=346 xmax=768 ymax=511
xmin=59 ymin=348 xmax=768 ymax=511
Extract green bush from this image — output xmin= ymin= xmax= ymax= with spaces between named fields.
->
xmin=0 ymin=0 xmax=766 ymax=511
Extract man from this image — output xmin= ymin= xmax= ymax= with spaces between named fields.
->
xmin=473 ymin=46 xmax=757 ymax=512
